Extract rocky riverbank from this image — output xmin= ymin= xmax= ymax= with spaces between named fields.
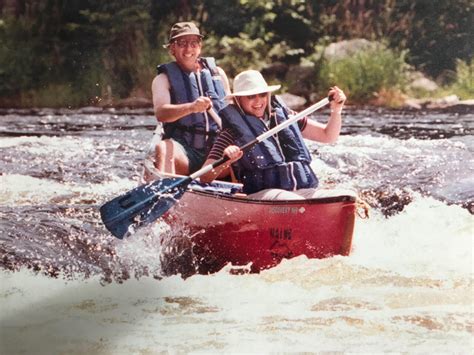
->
xmin=0 ymin=94 xmax=472 ymax=117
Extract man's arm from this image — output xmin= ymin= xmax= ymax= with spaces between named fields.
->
xmin=151 ymin=73 xmax=212 ymax=123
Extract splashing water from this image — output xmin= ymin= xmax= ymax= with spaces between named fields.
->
xmin=0 ymin=107 xmax=472 ymax=353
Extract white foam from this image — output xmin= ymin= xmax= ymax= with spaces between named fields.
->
xmin=0 ymin=174 xmax=135 ymax=205
xmin=350 ymin=194 xmax=473 ymax=278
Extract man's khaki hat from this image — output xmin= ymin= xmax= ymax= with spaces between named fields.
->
xmin=164 ymin=22 xmax=203 ymax=47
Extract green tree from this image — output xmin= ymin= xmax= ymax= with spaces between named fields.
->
xmin=0 ymin=0 xmax=471 ymax=107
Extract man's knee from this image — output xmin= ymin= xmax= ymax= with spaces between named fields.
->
xmin=155 ymin=140 xmax=172 ymax=158
xmin=154 ymin=139 xmax=190 ymax=174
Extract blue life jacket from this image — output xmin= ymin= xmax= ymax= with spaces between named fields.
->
xmin=157 ymin=57 xmax=226 ymax=151
xmin=220 ymin=96 xmax=318 ymax=194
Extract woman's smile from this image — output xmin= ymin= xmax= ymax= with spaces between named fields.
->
xmin=238 ymin=93 xmax=268 ymax=118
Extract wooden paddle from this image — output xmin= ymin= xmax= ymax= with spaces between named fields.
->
xmin=100 ymin=96 xmax=332 ymax=239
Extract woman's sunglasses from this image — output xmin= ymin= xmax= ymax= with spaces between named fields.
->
xmin=244 ymin=93 xmax=268 ymax=100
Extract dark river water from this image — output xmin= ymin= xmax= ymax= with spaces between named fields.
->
xmin=0 ymin=106 xmax=472 ymax=353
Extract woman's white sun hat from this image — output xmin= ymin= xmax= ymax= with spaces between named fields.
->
xmin=227 ymin=70 xmax=281 ymax=98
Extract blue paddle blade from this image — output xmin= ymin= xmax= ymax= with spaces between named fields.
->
xmin=100 ymin=177 xmax=191 ymax=239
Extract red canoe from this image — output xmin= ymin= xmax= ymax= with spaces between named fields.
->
xmin=157 ymin=180 xmax=357 ymax=276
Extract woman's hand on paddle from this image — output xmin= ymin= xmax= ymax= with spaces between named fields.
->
xmin=328 ymin=86 xmax=346 ymax=112
xmin=223 ymin=145 xmax=243 ymax=163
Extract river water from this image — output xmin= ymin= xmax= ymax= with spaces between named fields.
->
xmin=0 ymin=106 xmax=473 ymax=353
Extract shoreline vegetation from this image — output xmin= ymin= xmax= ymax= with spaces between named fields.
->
xmin=0 ymin=1 xmax=472 ymax=110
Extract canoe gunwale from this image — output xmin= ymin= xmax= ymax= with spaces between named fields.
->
xmin=186 ymin=188 xmax=357 ymax=205
xmin=142 ymin=161 xmax=357 ymax=206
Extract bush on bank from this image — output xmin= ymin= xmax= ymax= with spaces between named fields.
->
xmin=448 ymin=59 xmax=474 ymax=100
xmin=316 ymin=43 xmax=410 ymax=104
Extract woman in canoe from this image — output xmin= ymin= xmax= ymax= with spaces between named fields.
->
xmin=200 ymin=69 xmax=349 ymax=200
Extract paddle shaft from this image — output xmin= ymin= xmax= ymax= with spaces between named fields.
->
xmin=195 ymin=70 xmax=223 ymax=129
xmin=207 ymin=107 xmax=223 ymax=128
xmin=190 ymin=96 xmax=331 ymax=180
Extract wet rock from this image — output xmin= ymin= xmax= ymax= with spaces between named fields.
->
xmin=403 ymin=98 xmax=423 ymax=110
xmin=426 ymin=94 xmax=459 ymax=109
xmin=324 ymin=39 xmax=377 ymax=60
xmin=402 ymin=96 xmax=473 ymax=113
xmin=278 ymin=93 xmax=307 ymax=111
xmin=285 ymin=63 xmax=316 ymax=98
xmin=119 ymin=97 xmax=152 ymax=108
xmin=261 ymin=61 xmax=289 ymax=80
xmin=67 ymin=106 xmax=107 ymax=115
xmin=360 ymin=188 xmax=414 ymax=217
xmin=114 ymin=97 xmax=152 ymax=109
xmin=408 ymin=71 xmax=439 ymax=92
xmin=434 ymin=99 xmax=474 ymax=114
xmin=77 ymin=106 xmax=105 ymax=114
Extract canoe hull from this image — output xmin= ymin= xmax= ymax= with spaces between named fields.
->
xmin=161 ymin=189 xmax=356 ymax=275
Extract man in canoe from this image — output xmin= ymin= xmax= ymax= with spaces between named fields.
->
xmin=200 ymin=69 xmax=348 ymax=200
xmin=150 ymin=22 xmax=231 ymax=175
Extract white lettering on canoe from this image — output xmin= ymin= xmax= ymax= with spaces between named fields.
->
xmin=269 ymin=206 xmax=305 ymax=214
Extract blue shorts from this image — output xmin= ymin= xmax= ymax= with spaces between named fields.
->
xmin=173 ymin=138 xmax=207 ymax=173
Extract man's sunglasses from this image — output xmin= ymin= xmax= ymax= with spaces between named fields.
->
xmin=174 ymin=39 xmax=201 ymax=48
